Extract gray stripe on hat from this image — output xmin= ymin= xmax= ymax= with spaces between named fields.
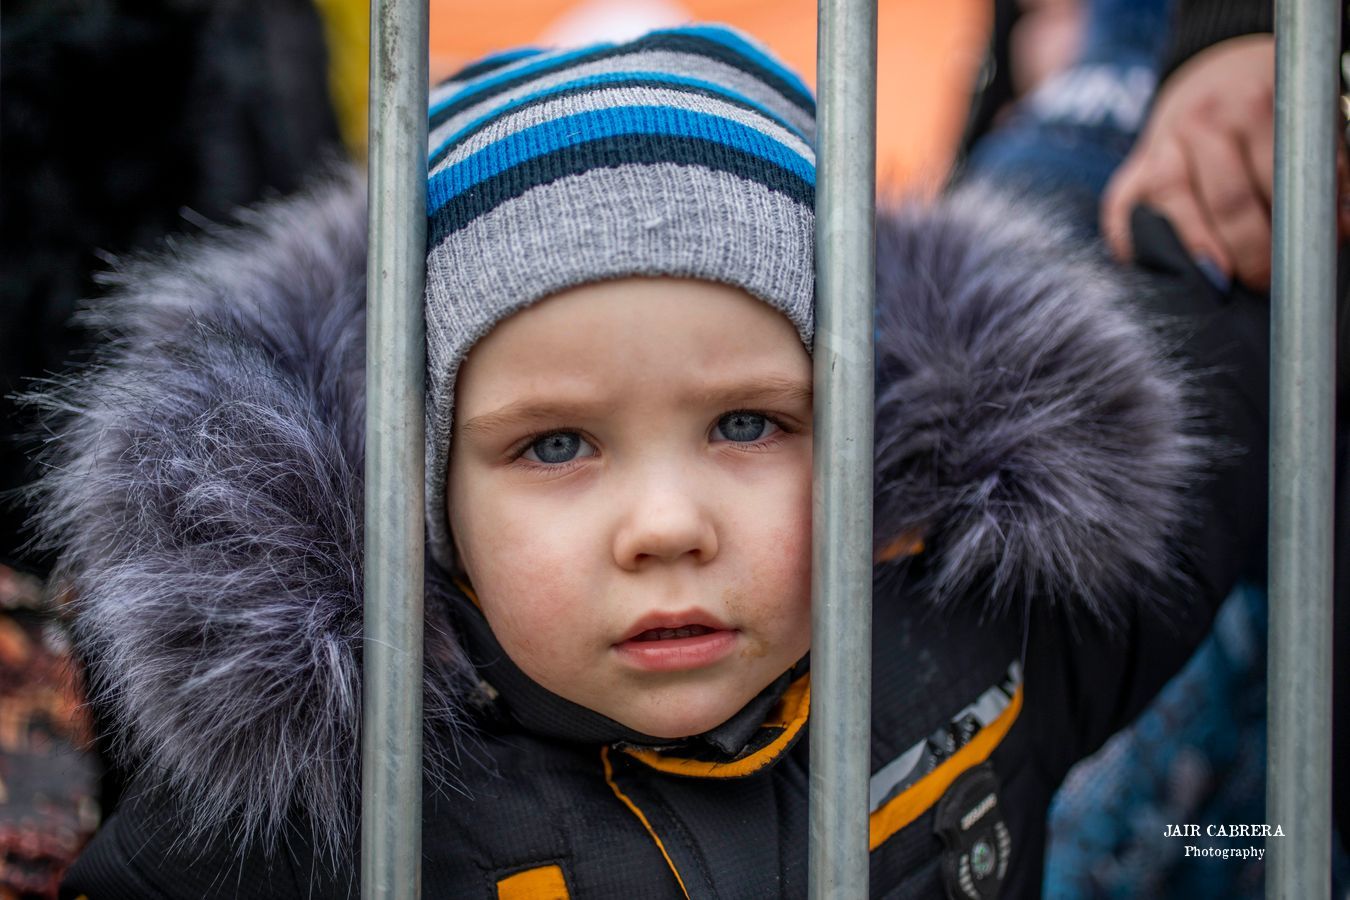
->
xmin=424 ymin=163 xmax=814 ymax=565
xmin=429 ymin=84 xmax=814 ymax=178
xmin=428 ymin=50 xmax=816 ymax=156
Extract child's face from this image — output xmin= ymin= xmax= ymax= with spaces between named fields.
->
xmin=447 ymin=277 xmax=813 ymax=739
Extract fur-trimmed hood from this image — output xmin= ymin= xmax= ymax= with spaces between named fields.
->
xmin=29 ymin=170 xmax=1197 ymax=859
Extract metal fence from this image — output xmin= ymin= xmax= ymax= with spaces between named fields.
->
xmin=359 ymin=1 xmax=1339 ymax=897
xmin=1267 ymin=1 xmax=1339 ymax=898
xmin=362 ymin=0 xmax=428 ymax=896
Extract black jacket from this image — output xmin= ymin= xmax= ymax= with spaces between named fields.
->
xmin=42 ymin=177 xmax=1267 ymax=899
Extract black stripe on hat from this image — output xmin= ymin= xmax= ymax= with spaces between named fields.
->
xmin=441 ymin=48 xmax=545 ymax=85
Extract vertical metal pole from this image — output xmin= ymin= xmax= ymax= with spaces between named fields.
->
xmin=1267 ymin=1 xmax=1338 ymax=897
xmin=810 ymin=0 xmax=877 ymax=897
xmin=362 ymin=0 xmax=428 ymax=896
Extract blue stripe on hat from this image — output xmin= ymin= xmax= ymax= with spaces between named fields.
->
xmin=429 ymin=70 xmax=808 ymax=169
xmin=427 ymin=105 xmax=815 ymax=215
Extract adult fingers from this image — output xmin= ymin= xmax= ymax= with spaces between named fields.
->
xmin=1228 ymin=70 xmax=1275 ymax=207
xmin=1101 ymin=156 xmax=1144 ymax=261
xmin=1189 ymin=126 xmax=1272 ymax=289
xmin=1137 ymin=137 xmax=1232 ymax=277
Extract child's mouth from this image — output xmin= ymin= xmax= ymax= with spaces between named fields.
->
xmin=615 ymin=616 xmax=738 ymax=671
xmin=630 ymin=625 xmax=715 ymax=641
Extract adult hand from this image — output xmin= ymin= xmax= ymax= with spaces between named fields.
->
xmin=1101 ymin=33 xmax=1350 ymax=291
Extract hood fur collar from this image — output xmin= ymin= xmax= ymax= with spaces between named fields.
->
xmin=30 ymin=171 xmax=1196 ymax=858
xmin=872 ymin=188 xmax=1198 ymax=614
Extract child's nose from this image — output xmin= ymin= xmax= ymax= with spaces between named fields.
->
xmin=611 ymin=483 xmax=719 ymax=571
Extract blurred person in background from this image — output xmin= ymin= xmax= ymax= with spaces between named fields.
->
xmin=1097 ymin=8 xmax=1350 ymax=891
xmin=958 ymin=0 xmax=1170 ymax=225
xmin=1 ymin=1 xmax=352 ymax=894
xmin=962 ymin=1 xmax=1350 ymax=895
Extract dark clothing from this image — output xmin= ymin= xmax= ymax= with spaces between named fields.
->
xmin=1160 ymin=0 xmax=1275 ymax=83
xmin=47 ymin=180 xmax=1267 ymax=898
xmin=1160 ymin=0 xmax=1348 ymax=85
xmin=1133 ymin=200 xmax=1350 ymax=858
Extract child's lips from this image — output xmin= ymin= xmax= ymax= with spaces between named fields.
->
xmin=614 ymin=610 xmax=737 ymax=671
xmin=618 ymin=610 xmax=731 ymax=643
xmin=627 ymin=623 xmax=711 ymax=641
xmin=613 ymin=629 xmax=738 ymax=672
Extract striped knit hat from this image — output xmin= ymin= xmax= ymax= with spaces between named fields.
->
xmin=424 ymin=25 xmax=818 ymax=567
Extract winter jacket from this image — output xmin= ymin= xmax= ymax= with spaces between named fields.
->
xmin=41 ymin=173 xmax=1268 ymax=899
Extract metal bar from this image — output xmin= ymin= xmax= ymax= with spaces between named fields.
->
xmin=1267 ymin=0 xmax=1338 ymax=897
xmin=362 ymin=0 xmax=428 ymax=896
xmin=810 ymin=0 xmax=877 ymax=896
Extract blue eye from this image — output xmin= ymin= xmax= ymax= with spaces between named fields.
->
xmin=522 ymin=431 xmax=594 ymax=464
xmin=714 ymin=412 xmax=772 ymax=443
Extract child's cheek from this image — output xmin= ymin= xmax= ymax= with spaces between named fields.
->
xmin=769 ymin=456 xmax=813 ymax=585
xmin=771 ymin=518 xmax=815 ymax=643
xmin=472 ymin=510 xmax=600 ymax=667
xmin=734 ymin=479 xmax=813 ymax=655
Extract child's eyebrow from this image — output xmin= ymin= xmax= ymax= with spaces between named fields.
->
xmin=459 ymin=376 xmax=813 ymax=437
xmin=459 ymin=399 xmax=616 ymax=437
xmin=690 ymin=376 xmax=813 ymax=410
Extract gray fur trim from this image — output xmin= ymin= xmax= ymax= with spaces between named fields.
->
xmin=871 ymin=184 xmax=1202 ymax=616
xmin=27 ymin=169 xmax=473 ymax=861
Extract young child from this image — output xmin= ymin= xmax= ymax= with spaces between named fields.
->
xmin=42 ymin=25 xmax=1266 ymax=899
